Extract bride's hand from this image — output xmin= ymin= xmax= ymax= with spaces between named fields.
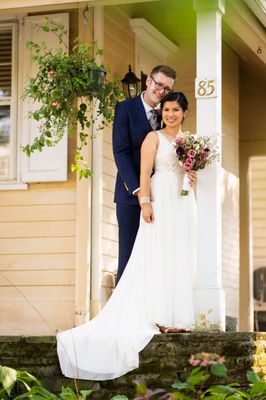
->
xmin=141 ymin=203 xmax=154 ymax=223
xmin=187 ymin=170 xmax=197 ymax=189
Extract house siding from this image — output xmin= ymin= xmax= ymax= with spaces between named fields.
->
xmin=0 ymin=185 xmax=76 ymax=335
xmin=221 ymin=42 xmax=240 ymax=324
xmin=251 ymin=157 xmax=266 ymax=270
xmin=101 ymin=7 xmax=134 ymax=304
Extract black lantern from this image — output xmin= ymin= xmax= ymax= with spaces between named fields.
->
xmin=121 ymin=65 xmax=141 ymax=99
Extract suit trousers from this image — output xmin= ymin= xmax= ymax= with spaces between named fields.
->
xmin=116 ymin=203 xmax=141 ymax=284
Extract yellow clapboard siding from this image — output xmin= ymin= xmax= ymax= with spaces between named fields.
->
xmin=102 ymin=173 xmax=116 ymax=192
xmin=253 ymin=210 xmax=266 ymax=219
xmin=105 ymin=6 xmax=135 ymax=36
xmin=0 ymin=221 xmax=75 ymax=238
xmin=0 ymin=300 xmax=75 ymax=335
xmin=254 ymin=249 xmax=266 ymax=258
xmin=102 ymin=238 xmax=118 ymax=258
xmin=252 ymin=170 xmax=266 ymax=180
xmin=0 ymin=253 xmax=75 ymax=270
xmin=253 ymin=190 xmax=266 ymax=200
xmin=0 ymin=188 xmax=76 ymax=206
xmin=0 ymin=237 xmax=75 ymax=254
xmin=103 ymin=189 xmax=115 ymax=207
xmin=103 ymin=157 xmax=117 ymax=177
xmin=102 ymin=221 xmax=118 ymax=241
xmin=252 ymin=200 xmax=266 ymax=209
xmin=103 ymin=128 xmax=112 ymax=145
xmin=253 ymin=237 xmax=266 ymax=247
xmin=253 ymin=219 xmax=266 ymax=229
xmin=102 ymin=254 xmax=117 ymax=271
xmin=0 ymin=286 xmax=74 ymax=301
xmin=251 ymin=158 xmax=266 ymax=170
xmin=103 ymin=206 xmax=117 ymax=224
xmin=0 ymin=204 xmax=75 ymax=222
xmin=103 ymin=140 xmax=113 ymax=159
xmin=254 ymin=229 xmax=266 ymax=238
xmin=0 ymin=270 xmax=74 ymax=286
xmin=252 ymin=180 xmax=266 ymax=190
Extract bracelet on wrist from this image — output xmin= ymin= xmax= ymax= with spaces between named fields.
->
xmin=140 ymin=196 xmax=151 ymax=205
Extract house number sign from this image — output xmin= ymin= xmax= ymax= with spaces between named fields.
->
xmin=195 ymin=78 xmax=217 ymax=98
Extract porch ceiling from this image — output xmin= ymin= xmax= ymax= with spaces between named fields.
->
xmin=116 ymin=0 xmax=266 ymax=81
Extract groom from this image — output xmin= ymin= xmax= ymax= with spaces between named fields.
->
xmin=113 ymin=65 xmax=176 ymax=283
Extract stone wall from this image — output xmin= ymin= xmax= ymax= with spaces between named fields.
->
xmin=1 ymin=333 xmax=266 ymax=399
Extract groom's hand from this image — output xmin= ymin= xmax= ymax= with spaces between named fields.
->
xmin=141 ymin=203 xmax=154 ymax=223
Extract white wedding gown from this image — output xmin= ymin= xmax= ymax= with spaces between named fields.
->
xmin=57 ymin=131 xmax=196 ymax=381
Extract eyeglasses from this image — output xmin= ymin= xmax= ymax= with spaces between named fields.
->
xmin=151 ymin=76 xmax=173 ymax=94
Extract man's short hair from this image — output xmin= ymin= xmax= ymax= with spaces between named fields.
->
xmin=150 ymin=65 xmax=176 ymax=81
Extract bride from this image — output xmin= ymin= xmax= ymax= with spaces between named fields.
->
xmin=57 ymin=91 xmax=197 ymax=381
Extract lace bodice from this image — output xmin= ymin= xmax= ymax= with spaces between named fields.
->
xmin=154 ymin=131 xmax=184 ymax=177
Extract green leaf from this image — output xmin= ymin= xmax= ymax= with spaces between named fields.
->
xmin=135 ymin=382 xmax=147 ymax=395
xmin=169 ymin=392 xmax=191 ymax=399
xmin=79 ymin=389 xmax=93 ymax=399
xmin=33 ymin=111 xmax=40 ymax=121
xmin=110 ymin=396 xmax=128 ymax=400
xmin=172 ymin=382 xmax=194 ymax=391
xmin=187 ymin=367 xmax=209 ymax=385
xmin=250 ymin=381 xmax=266 ymax=396
xmin=246 ymin=370 xmax=261 ymax=383
xmin=210 ymin=363 xmax=227 ymax=378
xmin=79 ymin=103 xmax=87 ymax=112
xmin=0 ymin=366 xmax=17 ymax=396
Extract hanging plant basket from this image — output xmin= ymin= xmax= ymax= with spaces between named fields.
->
xmin=22 ymin=17 xmax=124 ymax=179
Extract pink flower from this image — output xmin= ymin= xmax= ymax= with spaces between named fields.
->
xmin=188 ymin=149 xmax=196 ymax=158
xmin=191 ymin=360 xmax=201 ymax=366
xmin=200 ymin=360 xmax=210 ymax=367
xmin=48 ymin=70 xmax=56 ymax=77
xmin=51 ymin=100 xmax=60 ymax=107
xmin=185 ymin=157 xmax=193 ymax=165
xmin=175 ymin=137 xmax=185 ymax=147
xmin=184 ymin=163 xmax=192 ymax=172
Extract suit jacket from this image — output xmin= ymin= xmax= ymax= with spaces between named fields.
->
xmin=112 ymin=95 xmax=153 ymax=205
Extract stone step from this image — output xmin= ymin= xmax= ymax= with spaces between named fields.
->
xmin=0 ymin=333 xmax=266 ymax=399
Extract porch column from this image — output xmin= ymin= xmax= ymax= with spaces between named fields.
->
xmin=90 ymin=6 xmax=104 ymax=318
xmin=75 ymin=8 xmax=93 ymax=325
xmin=193 ymin=0 xmax=225 ymax=330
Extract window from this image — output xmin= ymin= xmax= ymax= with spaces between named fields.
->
xmin=0 ymin=23 xmax=17 ymax=181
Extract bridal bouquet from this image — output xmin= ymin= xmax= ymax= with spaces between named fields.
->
xmin=173 ymin=133 xmax=218 ymax=196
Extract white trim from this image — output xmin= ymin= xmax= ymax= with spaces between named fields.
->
xmin=0 ymin=181 xmax=28 ymax=190
xmin=129 ymin=18 xmax=178 ymax=61
xmin=244 ymin=0 xmax=266 ymax=27
xmin=0 ymin=22 xmax=18 ymax=181
xmin=224 ymin=0 xmax=266 ymax=64
xmin=0 ymin=0 xmax=159 ymax=11
xmin=90 ymin=6 xmax=104 ymax=319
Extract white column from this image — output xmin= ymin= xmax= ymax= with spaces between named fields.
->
xmin=75 ymin=8 xmax=93 ymax=325
xmin=90 ymin=6 xmax=104 ymax=318
xmin=193 ymin=0 xmax=225 ymax=330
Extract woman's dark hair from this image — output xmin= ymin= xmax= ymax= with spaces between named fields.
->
xmin=160 ymin=91 xmax=188 ymax=112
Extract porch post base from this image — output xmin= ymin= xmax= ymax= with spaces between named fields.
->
xmin=194 ymin=286 xmax=226 ymax=331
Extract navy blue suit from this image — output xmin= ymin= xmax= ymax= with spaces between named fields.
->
xmin=112 ymin=96 xmax=154 ymax=283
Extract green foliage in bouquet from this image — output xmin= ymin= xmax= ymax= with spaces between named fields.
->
xmin=22 ymin=17 xmax=124 ymax=179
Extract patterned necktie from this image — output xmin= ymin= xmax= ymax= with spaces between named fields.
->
xmin=149 ymin=109 xmax=159 ymax=131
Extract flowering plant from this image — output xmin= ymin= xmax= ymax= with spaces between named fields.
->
xmin=173 ymin=132 xmax=218 ymax=195
xmin=112 ymin=352 xmax=266 ymax=400
xmin=22 ymin=17 xmax=123 ymax=179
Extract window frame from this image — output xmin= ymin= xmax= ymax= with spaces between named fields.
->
xmin=0 ymin=21 xmax=20 ymax=185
